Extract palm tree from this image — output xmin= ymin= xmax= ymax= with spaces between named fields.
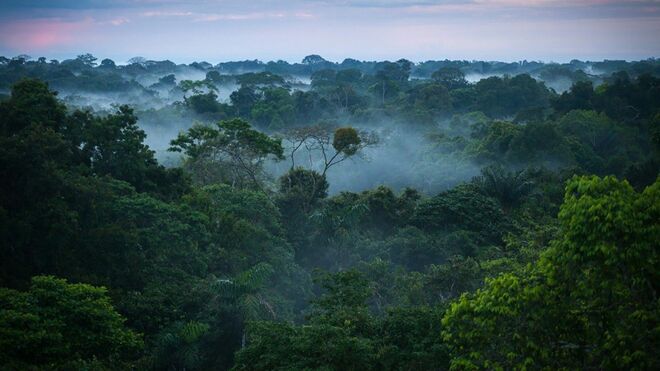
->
xmin=153 ymin=321 xmax=210 ymax=370
xmin=213 ymin=263 xmax=276 ymax=348
xmin=473 ymin=165 xmax=535 ymax=211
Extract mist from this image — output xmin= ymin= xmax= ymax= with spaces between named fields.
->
xmin=13 ymin=55 xmax=647 ymax=196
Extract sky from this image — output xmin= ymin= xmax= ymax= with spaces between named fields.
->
xmin=0 ymin=0 xmax=659 ymax=64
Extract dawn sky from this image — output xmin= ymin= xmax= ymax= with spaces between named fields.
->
xmin=1 ymin=0 xmax=659 ymax=63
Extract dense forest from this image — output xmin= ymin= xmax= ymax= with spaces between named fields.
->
xmin=0 ymin=54 xmax=659 ymax=370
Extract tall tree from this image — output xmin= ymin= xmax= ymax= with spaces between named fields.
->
xmin=170 ymin=118 xmax=284 ymax=188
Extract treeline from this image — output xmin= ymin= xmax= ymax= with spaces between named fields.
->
xmin=1 ymin=53 xmax=659 ymax=97
xmin=0 ymin=71 xmax=658 ymax=370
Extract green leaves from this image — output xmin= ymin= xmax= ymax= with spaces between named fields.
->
xmin=0 ymin=276 xmax=142 ymax=369
xmin=153 ymin=321 xmax=210 ymax=370
xmin=442 ymin=176 xmax=660 ymax=370
xmin=333 ymin=127 xmax=361 ymax=155
xmin=412 ymin=183 xmax=508 ymax=245
xmin=0 ymin=79 xmax=67 ymax=135
xmin=216 ymin=263 xmax=275 ymax=302
xmin=169 ymin=118 xmax=283 ymax=188
xmin=233 ymin=269 xmax=452 ymax=371
xmin=472 ymin=165 xmax=536 ymax=211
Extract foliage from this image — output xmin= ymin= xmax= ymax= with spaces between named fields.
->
xmin=170 ymin=118 xmax=284 ymax=188
xmin=412 ymin=184 xmax=509 ymax=245
xmin=0 ymin=61 xmax=657 ymax=371
xmin=442 ymin=176 xmax=660 ymax=370
xmin=152 ymin=321 xmax=210 ymax=370
xmin=472 ymin=165 xmax=535 ymax=210
xmin=0 ymin=276 xmax=142 ymax=369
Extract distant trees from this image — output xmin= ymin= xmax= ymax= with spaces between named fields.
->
xmin=407 ymin=83 xmax=453 ymax=122
xmin=432 ymin=67 xmax=468 ymax=90
xmin=99 ymin=58 xmax=116 ymax=69
xmin=552 ymin=80 xmax=594 ymax=114
xmin=76 ymin=53 xmax=98 ymax=67
xmin=310 ymin=68 xmax=365 ymax=112
xmin=302 ymin=54 xmax=328 ymax=65
xmin=236 ymin=72 xmax=285 ymax=87
xmin=371 ymin=59 xmax=413 ymax=104
xmin=179 ymin=79 xmax=218 ymax=98
xmin=127 ymin=56 xmax=147 ymax=65
xmin=473 ymin=74 xmax=551 ymax=118
xmin=0 ymin=57 xmax=658 ymax=371
xmin=251 ymin=87 xmax=295 ymax=129
xmin=230 ymin=86 xmax=260 ymax=117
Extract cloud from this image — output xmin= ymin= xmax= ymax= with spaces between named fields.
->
xmin=0 ymin=0 xmax=189 ymax=10
xmin=100 ymin=17 xmax=130 ymax=26
xmin=0 ymin=0 xmax=657 ymax=61
xmin=0 ymin=17 xmax=93 ymax=49
xmin=196 ymin=12 xmax=317 ymax=22
xmin=142 ymin=11 xmax=194 ymax=17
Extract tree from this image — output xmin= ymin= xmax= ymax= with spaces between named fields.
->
xmin=232 ymin=270 xmax=378 ymax=371
xmin=302 ymin=54 xmax=327 ymax=65
xmin=378 ymin=306 xmax=450 ymax=369
xmin=76 ymin=53 xmax=98 ymax=67
xmin=0 ymin=276 xmax=142 ymax=369
xmin=472 ymin=165 xmax=535 ymax=211
xmin=233 ymin=269 xmax=452 ymax=370
xmin=214 ymin=263 xmax=276 ymax=348
xmin=278 ymin=167 xmax=328 ymax=213
xmin=158 ymin=73 xmax=176 ymax=85
xmin=432 ymin=67 xmax=468 ymax=90
xmin=474 ymin=74 xmax=551 ymax=118
xmin=412 ymin=184 xmax=508 ymax=245
xmin=99 ymin=58 xmax=116 ymax=69
xmin=557 ymin=109 xmax=625 ymax=172
xmin=442 ymin=176 xmax=660 ymax=370
xmin=0 ymin=79 xmax=66 ymax=135
xmin=179 ymin=79 xmax=218 ymax=98
xmin=186 ymin=91 xmax=225 ymax=114
xmin=152 ymin=321 xmax=210 ymax=370
xmin=71 ymin=105 xmax=188 ymax=197
xmin=250 ymin=87 xmax=295 ymax=129
xmin=311 ymin=199 xmax=370 ymax=269
xmin=127 ymin=56 xmax=146 ymax=65
xmin=170 ymin=118 xmax=284 ymax=188
xmin=78 ymin=106 xmax=155 ymax=183
xmin=283 ymin=125 xmax=378 ymax=177
xmin=407 ymin=83 xmax=453 ymax=122
xmin=230 ymin=86 xmax=260 ymax=117
xmin=552 ymin=80 xmax=595 ymax=114
xmin=236 ymin=72 xmax=285 ymax=87
xmin=371 ymin=59 xmax=413 ymax=104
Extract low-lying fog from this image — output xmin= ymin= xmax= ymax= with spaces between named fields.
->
xmin=47 ymin=65 xmax=615 ymax=195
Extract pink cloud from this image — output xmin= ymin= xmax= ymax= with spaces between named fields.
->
xmin=0 ymin=18 xmax=93 ymax=50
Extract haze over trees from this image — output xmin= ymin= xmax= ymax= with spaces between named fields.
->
xmin=0 ymin=54 xmax=658 ymax=370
